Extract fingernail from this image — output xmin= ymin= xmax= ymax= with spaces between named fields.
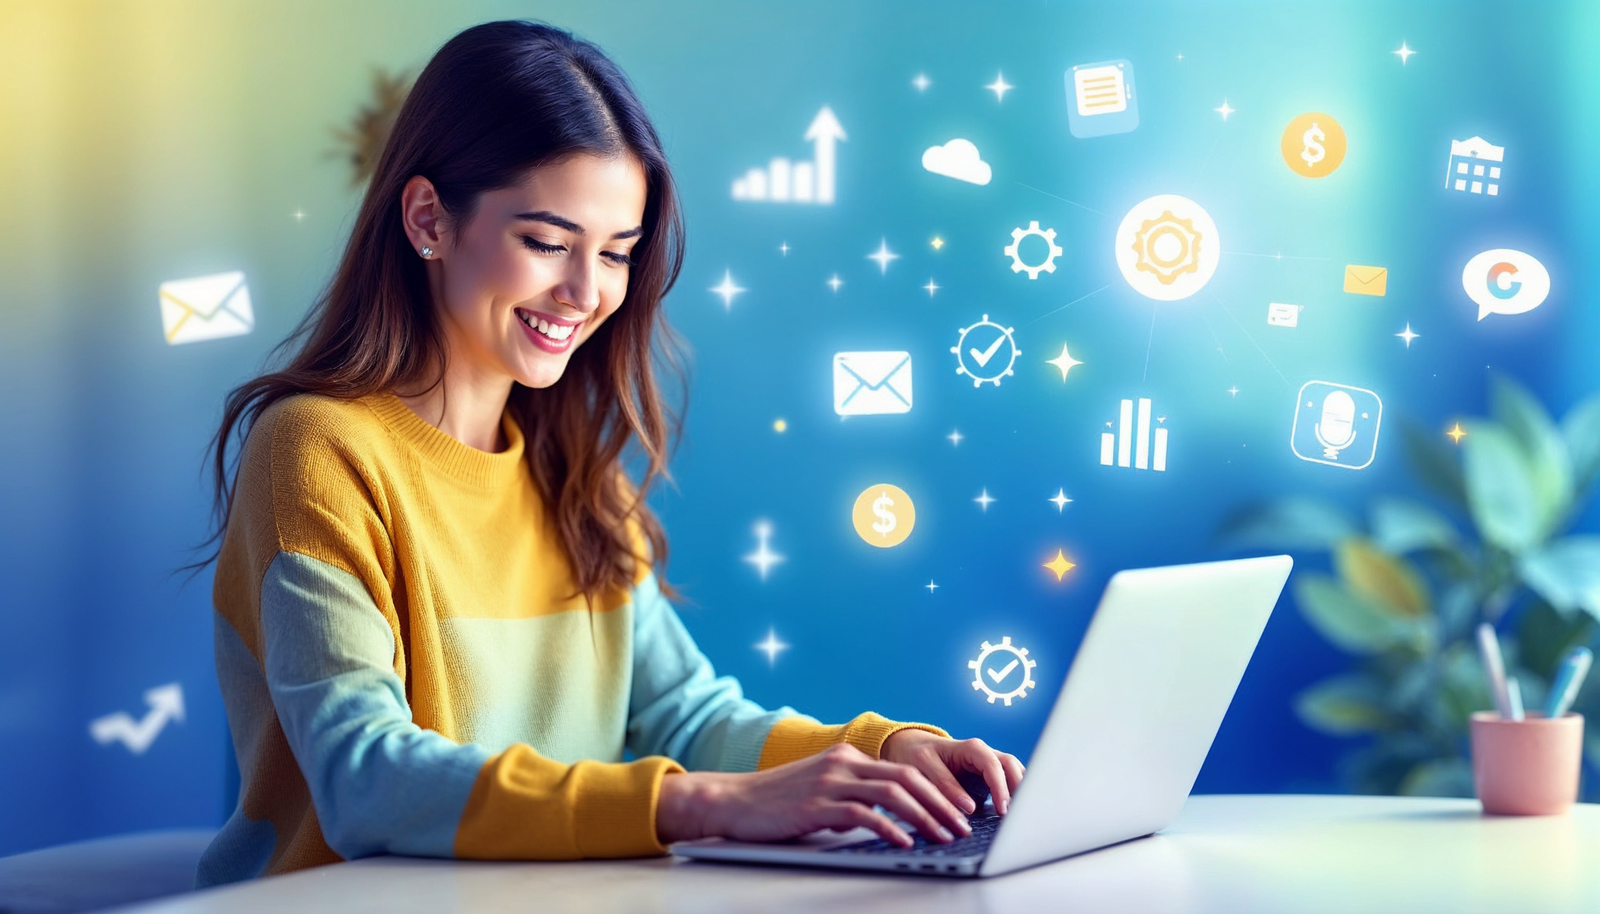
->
xmin=937 ymin=826 xmax=954 ymax=842
xmin=961 ymin=798 xmax=976 ymax=814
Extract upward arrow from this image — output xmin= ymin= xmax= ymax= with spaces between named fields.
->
xmin=803 ymin=106 xmax=846 ymax=205
xmin=90 ymin=682 xmax=185 ymax=755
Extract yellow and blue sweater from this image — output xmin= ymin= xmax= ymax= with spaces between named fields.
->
xmin=197 ymin=392 xmax=941 ymax=886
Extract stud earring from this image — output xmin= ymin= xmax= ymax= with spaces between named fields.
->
xmin=419 ymin=245 xmax=433 ymax=258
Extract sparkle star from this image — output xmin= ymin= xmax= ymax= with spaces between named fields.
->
xmin=709 ymin=270 xmax=746 ymax=310
xmin=1046 ymin=343 xmax=1083 ymax=381
xmin=826 ymin=273 xmax=844 ymax=293
xmin=292 ymin=208 xmax=306 ymax=221
xmin=1447 ymin=423 xmax=1467 ymax=444
xmin=925 ymin=580 xmax=939 ymax=594
xmin=947 ymin=429 xmax=964 ymax=447
xmin=1049 ymin=489 xmax=1073 ymax=512
xmin=1396 ymin=323 xmax=1420 ymax=347
xmin=778 ymin=241 xmax=790 ymax=256
xmin=930 ymin=236 xmax=945 ymax=251
xmin=923 ymin=278 xmax=940 ymax=297
xmin=742 ymin=521 xmax=785 ymax=581
xmin=911 ymin=72 xmax=931 ymax=93
xmin=754 ymin=628 xmax=790 ymax=666
xmin=1044 ymin=549 xmax=1077 ymax=582
xmin=1215 ymin=99 xmax=1235 ymax=121
xmin=1175 ymin=52 xmax=1185 ymax=62
xmin=867 ymin=238 xmax=900 ymax=274
xmin=985 ymin=72 xmax=1014 ymax=102
xmin=1228 ymin=385 xmax=1239 ymax=397
xmin=974 ymin=489 xmax=996 ymax=512
xmin=1394 ymin=41 xmax=1416 ymax=65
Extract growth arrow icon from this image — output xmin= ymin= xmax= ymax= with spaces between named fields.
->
xmin=803 ymin=106 xmax=847 ymax=204
xmin=89 ymin=682 xmax=185 ymax=755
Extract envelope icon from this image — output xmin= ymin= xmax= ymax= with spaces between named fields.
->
xmin=1343 ymin=265 xmax=1387 ymax=297
xmin=159 ymin=271 xmax=254 ymax=345
xmin=833 ymin=351 xmax=913 ymax=416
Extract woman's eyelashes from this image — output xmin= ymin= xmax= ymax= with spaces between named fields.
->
xmin=519 ymin=235 xmax=633 ymax=267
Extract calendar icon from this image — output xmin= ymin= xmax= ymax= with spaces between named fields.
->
xmin=1445 ymin=136 xmax=1504 ymax=196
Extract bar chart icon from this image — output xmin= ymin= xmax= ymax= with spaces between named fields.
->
xmin=731 ymin=106 xmax=846 ymax=205
xmin=1100 ymin=397 xmax=1168 ymax=472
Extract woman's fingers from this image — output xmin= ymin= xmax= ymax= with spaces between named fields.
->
xmin=833 ymin=777 xmax=955 ymax=843
xmin=913 ymin=751 xmax=979 ymax=816
xmin=999 ymin=752 xmax=1026 ymax=794
xmin=850 ymin=758 xmax=971 ymax=835
xmin=814 ymin=800 xmax=913 ymax=847
xmin=960 ymin=739 xmax=1014 ymax=814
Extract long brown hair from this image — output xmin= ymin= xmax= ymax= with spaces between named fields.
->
xmin=202 ymin=21 xmax=685 ymax=601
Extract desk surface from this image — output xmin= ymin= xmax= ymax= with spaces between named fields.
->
xmin=125 ymin=795 xmax=1600 ymax=914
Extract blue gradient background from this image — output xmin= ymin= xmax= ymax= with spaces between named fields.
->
xmin=0 ymin=0 xmax=1595 ymax=856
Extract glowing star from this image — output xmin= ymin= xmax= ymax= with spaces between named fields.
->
xmin=292 ymin=209 xmax=305 ymax=222
xmin=778 ymin=241 xmax=790 ymax=256
xmin=923 ymin=278 xmax=940 ymax=297
xmin=931 ymin=236 xmax=945 ymax=251
xmin=1215 ymin=99 xmax=1235 ymax=121
xmin=1394 ymin=41 xmax=1416 ymax=65
xmin=1049 ymin=489 xmax=1073 ymax=512
xmin=773 ymin=418 xmax=787 ymax=433
xmin=742 ymin=521 xmax=785 ymax=581
xmin=947 ymin=429 xmax=964 ymax=446
xmin=1228 ymin=385 xmax=1240 ymax=397
xmin=1396 ymin=323 xmax=1420 ymax=347
xmin=754 ymin=628 xmax=790 ymax=666
xmin=826 ymin=274 xmax=844 ymax=293
xmin=974 ymin=489 xmax=996 ymax=512
xmin=1175 ymin=52 xmax=1185 ymax=62
xmin=1043 ymin=549 xmax=1077 ymax=582
xmin=926 ymin=580 xmax=939 ymax=594
xmin=1046 ymin=343 xmax=1083 ymax=381
xmin=867 ymin=238 xmax=900 ymax=274
xmin=985 ymin=72 xmax=1014 ymax=102
xmin=911 ymin=73 xmax=931 ymax=93
xmin=1447 ymin=423 xmax=1467 ymax=444
xmin=710 ymin=270 xmax=747 ymax=310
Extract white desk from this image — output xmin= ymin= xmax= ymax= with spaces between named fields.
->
xmin=123 ymin=795 xmax=1600 ymax=914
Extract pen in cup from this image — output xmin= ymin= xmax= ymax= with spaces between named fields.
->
xmin=1545 ymin=646 xmax=1593 ymax=720
xmin=1506 ymin=677 xmax=1525 ymax=721
xmin=1476 ymin=623 xmax=1514 ymax=719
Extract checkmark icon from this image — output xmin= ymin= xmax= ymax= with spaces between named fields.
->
xmin=987 ymin=659 xmax=1020 ymax=683
xmin=969 ymin=334 xmax=1006 ymax=367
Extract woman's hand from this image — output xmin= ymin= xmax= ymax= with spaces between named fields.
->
xmin=656 ymin=743 xmax=975 ymax=848
xmin=880 ymin=729 xmax=1026 ymax=816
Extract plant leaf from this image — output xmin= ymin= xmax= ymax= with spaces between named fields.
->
xmin=1518 ymin=536 xmax=1600 ymax=620
xmin=1561 ymin=391 xmax=1600 ymax=497
xmin=1490 ymin=375 xmax=1574 ymax=539
xmin=1216 ymin=498 xmax=1358 ymax=552
xmin=1368 ymin=497 xmax=1460 ymax=555
xmin=1462 ymin=422 xmax=1543 ymax=553
xmin=1335 ymin=538 xmax=1431 ymax=618
xmin=1295 ymin=673 xmax=1398 ymax=735
xmin=1397 ymin=758 xmax=1475 ymax=798
xmin=1293 ymin=573 xmax=1423 ymax=654
xmin=1401 ymin=421 xmax=1468 ymax=509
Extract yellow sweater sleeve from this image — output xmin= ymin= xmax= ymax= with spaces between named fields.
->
xmin=756 ymin=712 xmax=950 ymax=769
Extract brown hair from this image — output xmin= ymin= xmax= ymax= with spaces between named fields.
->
xmin=201 ymin=21 xmax=685 ymax=601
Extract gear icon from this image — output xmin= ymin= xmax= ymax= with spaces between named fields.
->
xmin=1130 ymin=210 xmax=1202 ymax=286
xmin=968 ymin=636 xmax=1037 ymax=706
xmin=1003 ymin=221 xmax=1063 ymax=280
xmin=950 ymin=314 xmax=1020 ymax=388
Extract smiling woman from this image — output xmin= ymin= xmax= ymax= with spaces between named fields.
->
xmin=193 ymin=19 xmax=1021 ymax=888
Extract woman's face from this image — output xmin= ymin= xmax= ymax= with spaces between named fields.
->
xmin=410 ymin=153 xmax=649 ymax=390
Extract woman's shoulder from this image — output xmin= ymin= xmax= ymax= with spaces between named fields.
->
xmin=244 ymin=392 xmax=394 ymax=477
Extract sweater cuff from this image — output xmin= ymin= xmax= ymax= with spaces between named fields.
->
xmin=756 ymin=712 xmax=950 ymax=769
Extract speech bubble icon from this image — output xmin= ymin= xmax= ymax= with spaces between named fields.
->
xmin=1463 ymin=249 xmax=1550 ymax=321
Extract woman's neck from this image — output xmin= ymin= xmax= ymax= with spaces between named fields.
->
xmin=394 ymin=359 xmax=514 ymax=454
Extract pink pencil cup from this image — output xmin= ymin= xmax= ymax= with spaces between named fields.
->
xmin=1470 ymin=711 xmax=1584 ymax=816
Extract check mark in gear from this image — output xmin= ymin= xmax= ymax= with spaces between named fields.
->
xmin=969 ymin=636 xmax=1036 ymax=706
xmin=951 ymin=314 xmax=1020 ymax=388
xmin=1131 ymin=210 xmax=1202 ymax=286
xmin=1004 ymin=221 xmax=1063 ymax=280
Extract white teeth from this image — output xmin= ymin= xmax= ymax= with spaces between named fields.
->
xmin=521 ymin=311 xmax=577 ymax=342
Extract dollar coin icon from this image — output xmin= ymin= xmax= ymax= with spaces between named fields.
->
xmin=852 ymin=483 xmax=915 ymax=548
xmin=1281 ymin=112 xmax=1347 ymax=178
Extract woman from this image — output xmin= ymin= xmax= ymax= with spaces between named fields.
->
xmin=196 ymin=20 xmax=1022 ymax=887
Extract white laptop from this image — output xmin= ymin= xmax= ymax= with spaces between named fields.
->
xmin=673 ymin=555 xmax=1292 ymax=878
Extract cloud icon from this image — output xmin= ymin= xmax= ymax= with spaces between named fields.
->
xmin=921 ymin=138 xmax=992 ymax=186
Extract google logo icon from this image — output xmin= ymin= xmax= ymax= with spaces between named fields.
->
xmin=1463 ymin=249 xmax=1550 ymax=321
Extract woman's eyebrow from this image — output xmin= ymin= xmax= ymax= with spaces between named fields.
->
xmin=514 ymin=210 xmax=643 ymax=240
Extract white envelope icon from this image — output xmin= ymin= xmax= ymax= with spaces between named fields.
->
xmin=159 ymin=271 xmax=254 ymax=345
xmin=833 ymin=351 xmax=913 ymax=416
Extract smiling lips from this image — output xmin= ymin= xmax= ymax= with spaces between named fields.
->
xmin=516 ymin=308 xmax=582 ymax=354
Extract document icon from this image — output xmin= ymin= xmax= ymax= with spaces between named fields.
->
xmin=1267 ymin=303 xmax=1303 ymax=327
xmin=833 ymin=351 xmax=912 ymax=416
xmin=1343 ymin=265 xmax=1387 ymax=297
xmin=1066 ymin=60 xmax=1138 ymax=138
xmin=159 ymin=271 xmax=254 ymax=345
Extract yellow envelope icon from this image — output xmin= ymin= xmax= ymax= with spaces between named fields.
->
xmin=833 ymin=351 xmax=913 ymax=416
xmin=1343 ymin=264 xmax=1387 ymax=297
xmin=159 ymin=271 xmax=254 ymax=345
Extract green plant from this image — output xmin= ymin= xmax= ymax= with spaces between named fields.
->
xmin=1221 ymin=376 xmax=1600 ymax=798
xmin=331 ymin=67 xmax=415 ymax=186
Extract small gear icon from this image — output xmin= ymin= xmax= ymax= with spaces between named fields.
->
xmin=968 ymin=636 xmax=1037 ymax=706
xmin=1131 ymin=210 xmax=1202 ymax=286
xmin=950 ymin=314 xmax=1020 ymax=388
xmin=1004 ymin=220 xmax=1063 ymax=280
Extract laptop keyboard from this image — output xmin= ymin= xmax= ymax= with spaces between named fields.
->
xmin=822 ymin=813 xmax=1002 ymax=858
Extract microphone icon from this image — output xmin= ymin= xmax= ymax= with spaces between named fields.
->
xmin=1314 ymin=390 xmax=1358 ymax=460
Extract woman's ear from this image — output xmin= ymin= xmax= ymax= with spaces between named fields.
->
xmin=400 ymin=175 xmax=445 ymax=257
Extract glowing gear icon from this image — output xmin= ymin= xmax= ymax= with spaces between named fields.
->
xmin=950 ymin=314 xmax=1020 ymax=388
xmin=1131 ymin=209 xmax=1202 ymax=286
xmin=1003 ymin=221 xmax=1063 ymax=280
xmin=969 ymin=636 xmax=1036 ymax=706
xmin=1114 ymin=195 xmax=1220 ymax=302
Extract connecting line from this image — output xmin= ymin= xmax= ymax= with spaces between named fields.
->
xmin=1198 ymin=307 xmax=1230 ymax=362
xmin=1013 ymin=182 xmax=1109 ymax=218
xmin=1142 ymin=304 xmax=1158 ymax=383
xmin=1220 ymin=250 xmax=1336 ymax=262
xmin=1209 ymin=292 xmax=1292 ymax=389
xmin=1027 ymin=283 xmax=1113 ymax=324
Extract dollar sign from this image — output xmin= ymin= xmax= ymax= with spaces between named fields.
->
xmin=1300 ymin=124 xmax=1326 ymax=168
xmin=871 ymin=493 xmax=897 ymax=536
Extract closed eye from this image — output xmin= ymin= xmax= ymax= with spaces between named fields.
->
xmin=521 ymin=235 xmax=632 ymax=267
